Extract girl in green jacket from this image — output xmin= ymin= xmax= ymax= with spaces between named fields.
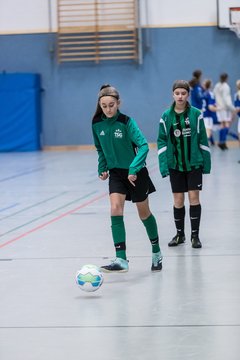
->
xmin=157 ymin=80 xmax=211 ymax=249
xmin=92 ymin=84 xmax=162 ymax=272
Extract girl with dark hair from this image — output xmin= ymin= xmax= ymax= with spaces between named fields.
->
xmin=92 ymin=84 xmax=162 ymax=272
xmin=157 ymin=80 xmax=211 ymax=249
xmin=202 ymin=79 xmax=219 ymax=145
xmin=189 ymin=69 xmax=204 ymax=110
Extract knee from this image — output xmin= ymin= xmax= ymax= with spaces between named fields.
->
xmin=189 ymin=200 xmax=200 ymax=206
xmin=173 ymin=193 xmax=184 ymax=208
xmin=111 ymin=204 xmax=124 ymax=216
xmin=174 ymin=198 xmax=184 ymax=208
xmin=136 ymin=200 xmax=151 ymax=220
xmin=189 ymin=196 xmax=200 ymax=206
xmin=138 ymin=209 xmax=151 ymax=220
xmin=174 ymin=200 xmax=184 ymax=208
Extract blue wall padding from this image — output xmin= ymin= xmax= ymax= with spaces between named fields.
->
xmin=0 ymin=73 xmax=42 ymax=151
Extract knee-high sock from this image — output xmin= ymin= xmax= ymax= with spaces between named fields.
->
xmin=220 ymin=127 xmax=229 ymax=143
xmin=142 ymin=214 xmax=161 ymax=254
xmin=224 ymin=127 xmax=229 ymax=141
xmin=174 ymin=206 xmax=185 ymax=236
xmin=111 ymin=216 xmax=126 ymax=260
xmin=219 ymin=128 xmax=225 ymax=143
xmin=189 ymin=204 xmax=201 ymax=237
xmin=209 ymin=134 xmax=215 ymax=145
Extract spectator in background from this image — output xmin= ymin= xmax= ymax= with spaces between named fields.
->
xmin=213 ymin=73 xmax=236 ymax=150
xmin=202 ymin=79 xmax=219 ymax=146
xmin=234 ymin=79 xmax=240 ymax=163
xmin=189 ymin=70 xmax=204 ymax=110
xmin=189 ymin=70 xmax=215 ymax=146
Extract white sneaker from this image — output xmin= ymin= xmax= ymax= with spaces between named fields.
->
xmin=100 ymin=257 xmax=129 ymax=273
xmin=151 ymin=252 xmax=163 ymax=272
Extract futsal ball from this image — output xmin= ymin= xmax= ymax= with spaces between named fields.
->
xmin=75 ymin=264 xmax=104 ymax=292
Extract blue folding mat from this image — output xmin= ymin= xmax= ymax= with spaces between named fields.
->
xmin=0 ymin=73 xmax=42 ymax=151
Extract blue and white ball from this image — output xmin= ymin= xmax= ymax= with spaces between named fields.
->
xmin=76 ymin=264 xmax=104 ymax=292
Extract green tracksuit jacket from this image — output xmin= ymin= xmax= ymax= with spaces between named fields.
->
xmin=157 ymin=104 xmax=211 ymax=178
xmin=92 ymin=111 xmax=149 ymax=176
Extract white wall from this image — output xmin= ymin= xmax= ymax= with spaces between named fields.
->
xmin=0 ymin=0 xmax=57 ymax=34
xmin=0 ymin=0 xmax=219 ymax=35
xmin=140 ymin=0 xmax=217 ymax=27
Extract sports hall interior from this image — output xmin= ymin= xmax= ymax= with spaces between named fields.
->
xmin=0 ymin=1 xmax=239 ymax=359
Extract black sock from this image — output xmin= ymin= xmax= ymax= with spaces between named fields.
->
xmin=190 ymin=204 xmax=201 ymax=237
xmin=174 ymin=206 xmax=185 ymax=236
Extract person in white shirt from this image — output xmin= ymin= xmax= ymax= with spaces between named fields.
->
xmin=213 ymin=73 xmax=236 ymax=150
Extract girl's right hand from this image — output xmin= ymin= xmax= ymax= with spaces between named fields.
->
xmin=99 ymin=172 xmax=108 ymax=180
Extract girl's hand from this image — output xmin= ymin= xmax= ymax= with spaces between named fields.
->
xmin=99 ymin=172 xmax=108 ymax=180
xmin=128 ymin=174 xmax=137 ymax=187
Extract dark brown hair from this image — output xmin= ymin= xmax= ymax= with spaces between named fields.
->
xmin=203 ymin=79 xmax=212 ymax=90
xmin=219 ymin=73 xmax=228 ymax=83
xmin=189 ymin=69 xmax=202 ymax=88
xmin=172 ymin=80 xmax=190 ymax=93
xmin=192 ymin=70 xmax=202 ymax=79
xmin=92 ymin=84 xmax=120 ymax=119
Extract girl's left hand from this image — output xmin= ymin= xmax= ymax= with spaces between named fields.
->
xmin=99 ymin=172 xmax=108 ymax=180
xmin=128 ymin=174 xmax=137 ymax=187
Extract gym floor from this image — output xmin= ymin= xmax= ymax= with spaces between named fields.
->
xmin=0 ymin=145 xmax=239 ymax=360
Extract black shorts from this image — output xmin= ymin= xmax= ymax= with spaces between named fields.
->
xmin=109 ymin=167 xmax=156 ymax=203
xmin=169 ymin=168 xmax=203 ymax=193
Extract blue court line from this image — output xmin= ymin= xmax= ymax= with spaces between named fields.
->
xmin=0 ymin=190 xmax=98 ymax=239
xmin=0 ymin=192 xmax=68 ymax=222
xmin=0 ymin=167 xmax=45 ymax=183
xmin=0 ymin=203 xmax=19 ymax=213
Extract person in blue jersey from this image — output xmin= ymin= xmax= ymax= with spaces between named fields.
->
xmin=157 ymin=80 xmax=211 ymax=249
xmin=190 ymin=70 xmax=215 ymax=146
xmin=189 ymin=70 xmax=204 ymax=110
xmin=234 ymin=79 xmax=240 ymax=163
xmin=92 ymin=84 xmax=163 ymax=273
xmin=202 ymin=79 xmax=219 ymax=145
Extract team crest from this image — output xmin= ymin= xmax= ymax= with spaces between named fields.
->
xmin=174 ymin=129 xmax=181 ymax=137
xmin=114 ymin=129 xmax=123 ymax=138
